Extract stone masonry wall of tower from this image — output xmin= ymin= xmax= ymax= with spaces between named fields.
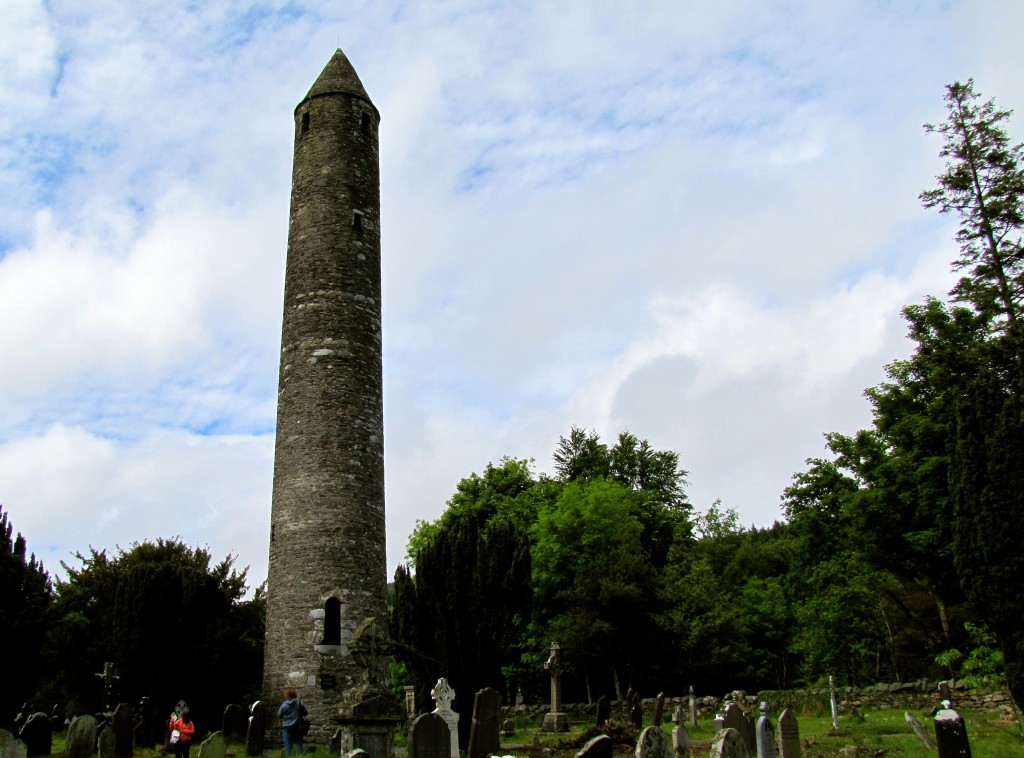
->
xmin=262 ymin=49 xmax=387 ymax=748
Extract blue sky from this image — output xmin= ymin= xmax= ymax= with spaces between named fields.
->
xmin=1 ymin=0 xmax=1022 ymax=587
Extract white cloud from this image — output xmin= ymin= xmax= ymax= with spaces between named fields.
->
xmin=0 ymin=424 xmax=273 ymax=582
xmin=0 ymin=0 xmax=1019 ymax=583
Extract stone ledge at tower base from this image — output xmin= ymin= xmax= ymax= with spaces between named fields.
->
xmin=336 ymin=692 xmax=405 ymax=758
xmin=541 ymin=712 xmax=570 ymax=732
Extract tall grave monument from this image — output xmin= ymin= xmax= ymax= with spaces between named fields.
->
xmin=262 ymin=48 xmax=400 ymax=754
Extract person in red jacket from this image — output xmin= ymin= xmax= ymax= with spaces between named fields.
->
xmin=169 ymin=710 xmax=196 ymax=758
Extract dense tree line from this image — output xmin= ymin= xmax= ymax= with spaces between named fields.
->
xmin=0 ymin=506 xmax=52 ymax=729
xmin=390 ymin=79 xmax=1024 ymax=718
xmin=3 ymin=78 xmax=1020 ymax=739
xmin=0 ymin=513 xmax=264 ymax=738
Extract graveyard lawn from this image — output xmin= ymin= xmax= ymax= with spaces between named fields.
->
xmin=492 ymin=709 xmax=1021 ymax=757
xmin=40 ymin=711 xmax=1023 ymax=757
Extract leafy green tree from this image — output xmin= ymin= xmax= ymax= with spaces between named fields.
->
xmin=921 ymin=79 xmax=1024 ymax=328
xmin=530 ymin=479 xmax=664 ymax=700
xmin=43 ymin=540 xmax=262 ymax=732
xmin=552 ymin=427 xmax=610 ymax=483
xmin=920 ymin=79 xmax=1024 ymax=706
xmin=0 ymin=506 xmax=52 ymax=727
xmin=782 ymin=452 xmax=933 ymax=684
xmin=395 ymin=428 xmax=690 ymax=708
xmin=392 ymin=459 xmax=537 ymax=743
xmin=608 ymin=431 xmax=689 ymax=510
xmin=949 ymin=359 xmax=1024 ymax=704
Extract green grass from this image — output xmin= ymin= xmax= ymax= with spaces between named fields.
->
xmin=492 ymin=708 xmax=1024 ymax=757
xmin=37 ymin=709 xmax=1024 ymax=757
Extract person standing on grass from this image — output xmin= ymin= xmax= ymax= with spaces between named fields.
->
xmin=277 ymin=689 xmax=309 ymax=757
xmin=169 ymin=709 xmax=195 ymax=758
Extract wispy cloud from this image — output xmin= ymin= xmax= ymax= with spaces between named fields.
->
xmin=0 ymin=0 xmax=1020 ymax=585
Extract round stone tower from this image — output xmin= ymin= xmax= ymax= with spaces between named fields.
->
xmin=263 ymin=49 xmax=397 ymax=753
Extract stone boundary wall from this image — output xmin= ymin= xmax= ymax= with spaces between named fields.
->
xmin=500 ymin=680 xmax=1013 ymax=723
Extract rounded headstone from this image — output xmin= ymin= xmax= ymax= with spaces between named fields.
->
xmin=635 ymin=726 xmax=672 ymax=758
xmin=575 ymin=735 xmax=613 ymax=758
xmin=710 ymin=728 xmax=748 ymax=758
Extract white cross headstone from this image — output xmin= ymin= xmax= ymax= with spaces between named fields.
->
xmin=431 ymin=678 xmax=459 ymax=758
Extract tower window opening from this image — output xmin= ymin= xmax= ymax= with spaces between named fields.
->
xmin=360 ymin=112 xmax=371 ymax=135
xmin=323 ymin=597 xmax=341 ymax=645
xmin=352 ymin=210 xmax=364 ymax=234
xmin=301 ymin=112 xmax=310 ymax=134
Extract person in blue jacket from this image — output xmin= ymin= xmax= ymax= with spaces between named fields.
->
xmin=277 ymin=689 xmax=309 ymax=757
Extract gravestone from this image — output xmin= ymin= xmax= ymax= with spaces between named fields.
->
xmin=939 ymin=681 xmax=953 ymax=704
xmin=197 ymin=732 xmax=227 ymax=758
xmin=671 ymin=724 xmax=689 ymax=758
xmin=904 ymin=712 xmax=934 ymax=750
xmin=542 ymin=642 xmax=569 ymax=732
xmin=330 ymin=728 xmax=344 ymax=754
xmin=244 ymin=701 xmax=264 ymax=757
xmin=652 ymin=693 xmax=666 ymax=727
xmin=688 ymin=685 xmax=697 ymax=728
xmin=500 ymin=720 xmax=513 ymax=738
xmin=405 ymin=686 xmax=416 ymax=719
xmin=576 ymin=735 xmax=612 ymax=758
xmin=934 ymin=708 xmax=971 ymax=757
xmin=710 ymin=727 xmax=749 ymax=758
xmin=222 ymin=704 xmax=247 ymax=745
xmin=95 ymin=662 xmax=120 ymax=711
xmin=64 ymin=716 xmax=98 ymax=758
xmin=48 ymin=706 xmax=64 ymax=735
xmin=629 ymin=691 xmax=643 ymax=730
xmin=777 ymin=709 xmax=800 ymax=758
xmin=595 ymin=696 xmax=610 ymax=728
xmin=755 ymin=703 xmax=775 ymax=758
xmin=828 ymin=675 xmax=839 ymax=729
xmin=635 ymin=726 xmax=671 ymax=758
xmin=409 ymin=713 xmax=450 ymax=758
xmin=111 ymin=703 xmax=132 ymax=758
xmin=466 ymin=687 xmax=501 ymax=758
xmin=0 ymin=731 xmax=27 ymax=758
xmin=431 ymin=678 xmax=459 ymax=758
xmin=19 ymin=713 xmax=51 ymax=757
xmin=97 ymin=724 xmax=114 ymax=758
xmin=721 ymin=703 xmax=755 ymax=756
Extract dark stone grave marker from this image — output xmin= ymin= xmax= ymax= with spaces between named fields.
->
xmin=575 ymin=734 xmax=612 ymax=758
xmin=721 ymin=703 xmax=754 ymax=756
xmin=777 ymin=709 xmax=800 ymax=758
xmin=19 ymin=714 xmax=51 ymax=757
xmin=244 ymin=702 xmax=264 ymax=757
xmin=221 ymin=705 xmax=247 ymax=745
xmin=652 ymin=693 xmax=666 ymax=727
xmin=64 ymin=716 xmax=98 ymax=758
xmin=905 ymin=711 xmax=934 ymax=750
xmin=409 ymin=713 xmax=450 ymax=758
xmin=595 ymin=696 xmax=610 ymax=728
xmin=97 ymin=724 xmax=114 ymax=758
xmin=111 ymin=704 xmax=132 ymax=758
xmin=934 ymin=708 xmax=971 ymax=757
xmin=466 ymin=688 xmax=501 ymax=758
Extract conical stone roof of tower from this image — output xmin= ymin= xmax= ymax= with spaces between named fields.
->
xmin=302 ymin=48 xmax=374 ymax=107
